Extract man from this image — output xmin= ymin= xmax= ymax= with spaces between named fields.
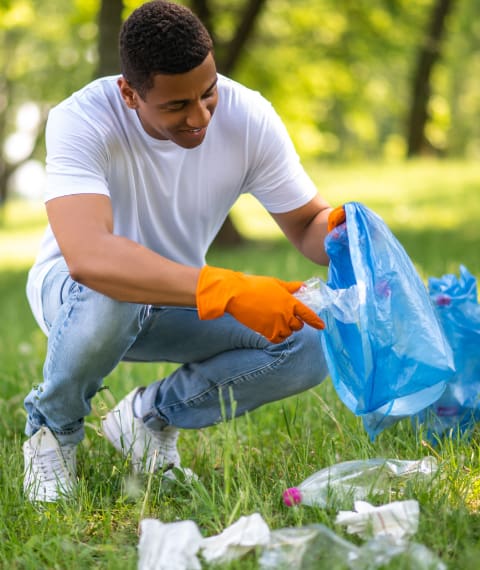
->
xmin=23 ymin=0 xmax=343 ymax=502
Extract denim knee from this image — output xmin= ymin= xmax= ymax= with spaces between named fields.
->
xmin=268 ymin=325 xmax=328 ymax=391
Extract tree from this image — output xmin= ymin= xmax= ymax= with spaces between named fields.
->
xmin=95 ymin=0 xmax=123 ymax=78
xmin=406 ymin=0 xmax=456 ymax=157
xmin=0 ymin=0 xmax=96 ymax=211
xmin=2 ymin=0 xmax=480 ymax=213
xmin=190 ymin=0 xmax=267 ymax=76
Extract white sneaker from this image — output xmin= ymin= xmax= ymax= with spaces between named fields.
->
xmin=102 ymin=388 xmax=196 ymax=481
xmin=23 ymin=427 xmax=77 ymax=502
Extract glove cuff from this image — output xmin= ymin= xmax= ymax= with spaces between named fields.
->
xmin=196 ymin=265 xmax=234 ymax=320
xmin=328 ymin=206 xmax=346 ymax=232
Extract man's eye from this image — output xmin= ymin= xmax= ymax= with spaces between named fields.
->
xmin=165 ymin=103 xmax=185 ymax=111
xmin=203 ymin=89 xmax=216 ymax=99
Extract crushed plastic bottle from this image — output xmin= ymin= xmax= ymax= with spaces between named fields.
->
xmin=283 ymin=457 xmax=437 ymax=508
xmin=295 ymin=277 xmax=364 ymax=324
xmin=258 ymin=525 xmax=446 ymax=570
xmin=259 ymin=524 xmax=358 ymax=570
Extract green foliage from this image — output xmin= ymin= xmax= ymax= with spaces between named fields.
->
xmin=0 ymin=0 xmax=99 ymax=185
xmin=2 ymin=0 xmax=480 ymax=196
xmin=234 ymin=0 xmax=480 ymax=160
xmin=0 ymin=0 xmax=97 ymax=103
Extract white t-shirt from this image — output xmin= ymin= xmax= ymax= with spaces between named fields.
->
xmin=27 ymin=74 xmax=318 ymax=334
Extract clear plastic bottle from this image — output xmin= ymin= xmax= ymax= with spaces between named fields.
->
xmin=283 ymin=457 xmax=437 ymax=508
xmin=294 ymin=277 xmax=363 ymax=323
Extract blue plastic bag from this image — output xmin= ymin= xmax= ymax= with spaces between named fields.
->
xmin=414 ymin=265 xmax=480 ymax=438
xmin=317 ymin=202 xmax=455 ymax=439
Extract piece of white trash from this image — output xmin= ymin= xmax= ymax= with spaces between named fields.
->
xmin=138 ymin=518 xmax=203 ymax=570
xmin=335 ymin=500 xmax=419 ymax=540
xmin=201 ymin=513 xmax=271 ymax=564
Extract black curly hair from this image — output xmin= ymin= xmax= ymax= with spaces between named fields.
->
xmin=119 ymin=1 xmax=214 ymax=99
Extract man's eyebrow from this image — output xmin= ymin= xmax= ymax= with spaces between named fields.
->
xmin=158 ymin=78 xmax=218 ymax=107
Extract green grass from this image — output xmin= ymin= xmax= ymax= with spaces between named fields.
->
xmin=1 ymin=159 xmax=480 ymax=569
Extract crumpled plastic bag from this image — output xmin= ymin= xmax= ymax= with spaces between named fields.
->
xmin=335 ymin=499 xmax=419 ymax=540
xmin=138 ymin=519 xmax=203 ymax=570
xmin=201 ymin=512 xmax=270 ymax=564
xmin=415 ymin=265 xmax=480 ymax=439
xmin=297 ymin=202 xmax=455 ymax=439
xmin=137 ymin=513 xmax=270 ymax=569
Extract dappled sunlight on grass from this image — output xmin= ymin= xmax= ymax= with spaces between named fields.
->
xmin=231 ymin=158 xmax=480 ymax=240
xmin=1 ymin=159 xmax=479 ymax=276
xmin=307 ymin=158 xmax=480 ymax=233
xmin=230 ymin=159 xmax=480 ymax=279
xmin=0 ymin=198 xmax=47 ymax=269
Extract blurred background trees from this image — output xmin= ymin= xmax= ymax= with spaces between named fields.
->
xmin=1 ymin=0 xmax=480 ymax=211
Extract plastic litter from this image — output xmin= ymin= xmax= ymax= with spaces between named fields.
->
xmin=137 ymin=513 xmax=269 ymax=569
xmin=354 ymin=536 xmax=446 ymax=570
xmin=258 ymin=524 xmax=359 ymax=569
xmin=415 ymin=265 xmax=480 ymax=439
xmin=138 ymin=518 xmax=203 ymax=570
xmin=335 ymin=499 xmax=419 ymax=540
xmin=295 ymin=278 xmax=364 ymax=324
xmin=296 ymin=202 xmax=455 ymax=439
xmin=258 ymin=524 xmax=446 ymax=570
xmin=138 ymin=506 xmax=444 ymax=570
xmin=283 ymin=457 xmax=437 ymax=508
xmin=201 ymin=512 xmax=270 ymax=564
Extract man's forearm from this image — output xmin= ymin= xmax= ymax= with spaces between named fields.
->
xmin=66 ymin=233 xmax=200 ymax=306
xmin=297 ymin=208 xmax=332 ymax=266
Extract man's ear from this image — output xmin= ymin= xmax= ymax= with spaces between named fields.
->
xmin=117 ymin=77 xmax=139 ymax=109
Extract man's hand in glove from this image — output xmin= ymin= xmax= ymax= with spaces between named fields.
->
xmin=328 ymin=206 xmax=346 ymax=232
xmin=196 ymin=266 xmax=325 ymax=343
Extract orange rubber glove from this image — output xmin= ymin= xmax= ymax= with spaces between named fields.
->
xmin=196 ymin=265 xmax=325 ymax=343
xmin=327 ymin=206 xmax=346 ymax=232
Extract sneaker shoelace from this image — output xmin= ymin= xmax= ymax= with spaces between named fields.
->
xmin=35 ymin=445 xmax=76 ymax=487
xmin=147 ymin=426 xmax=180 ymax=468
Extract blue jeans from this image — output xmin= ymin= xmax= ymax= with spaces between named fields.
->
xmin=25 ymin=259 xmax=328 ymax=445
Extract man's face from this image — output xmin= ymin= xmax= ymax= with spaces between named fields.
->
xmin=118 ymin=52 xmax=218 ymax=149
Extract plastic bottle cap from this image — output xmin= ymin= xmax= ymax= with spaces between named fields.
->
xmin=283 ymin=487 xmax=302 ymax=506
xmin=435 ymin=294 xmax=452 ymax=306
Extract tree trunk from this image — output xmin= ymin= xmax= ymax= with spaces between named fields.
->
xmin=406 ymin=0 xmax=455 ymax=157
xmin=95 ymin=0 xmax=124 ymax=78
xmin=0 ymin=33 xmax=16 ymax=210
xmin=217 ymin=0 xmax=267 ymax=76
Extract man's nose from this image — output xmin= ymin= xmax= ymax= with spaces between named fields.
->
xmin=185 ymin=100 xmax=211 ymax=128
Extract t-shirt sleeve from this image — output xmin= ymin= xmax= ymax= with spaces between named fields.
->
xmin=243 ymin=96 xmax=318 ymax=213
xmin=44 ymin=106 xmax=110 ymax=203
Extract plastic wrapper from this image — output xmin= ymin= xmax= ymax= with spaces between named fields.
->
xmin=138 ymin=514 xmax=270 ymax=569
xmin=201 ymin=512 xmax=270 ymax=564
xmin=335 ymin=499 xmax=419 ymax=540
xmin=138 ymin=519 xmax=203 ymax=570
xmin=297 ymin=202 xmax=455 ymax=439
xmin=415 ymin=265 xmax=480 ymax=439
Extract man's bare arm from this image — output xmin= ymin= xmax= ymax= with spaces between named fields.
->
xmin=46 ymin=194 xmax=200 ymax=305
xmin=271 ymin=194 xmax=333 ymax=265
